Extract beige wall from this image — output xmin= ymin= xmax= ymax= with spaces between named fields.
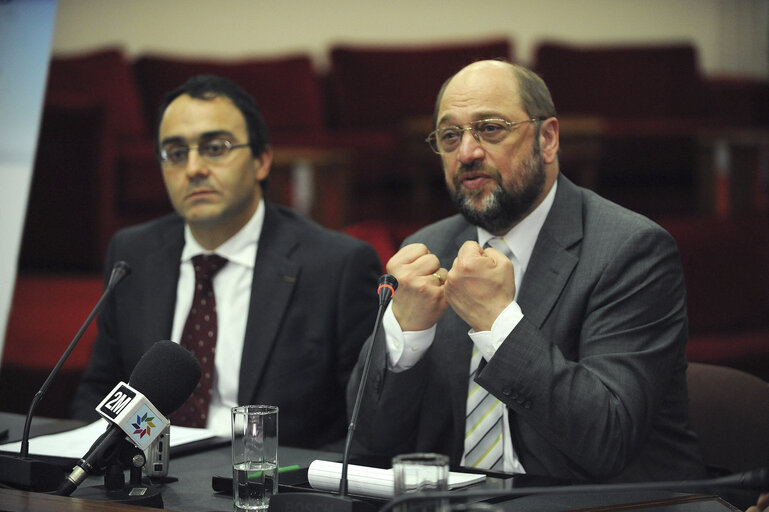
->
xmin=52 ymin=0 xmax=769 ymax=78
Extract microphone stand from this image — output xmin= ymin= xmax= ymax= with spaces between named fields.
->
xmin=340 ymin=274 xmax=397 ymax=496
xmin=0 ymin=262 xmax=131 ymax=492
xmin=68 ymin=438 xmax=164 ymax=508
xmin=268 ymin=274 xmax=397 ymax=512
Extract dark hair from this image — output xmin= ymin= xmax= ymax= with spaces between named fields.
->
xmin=156 ymin=74 xmax=271 ymax=158
xmin=432 ymin=60 xmax=557 ymax=129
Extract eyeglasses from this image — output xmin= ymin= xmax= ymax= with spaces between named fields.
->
xmin=425 ymin=118 xmax=539 ymax=154
xmin=159 ymin=138 xmax=251 ymax=167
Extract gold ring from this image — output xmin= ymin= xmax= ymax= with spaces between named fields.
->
xmin=432 ymin=272 xmax=444 ymax=284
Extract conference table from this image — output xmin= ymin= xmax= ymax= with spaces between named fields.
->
xmin=0 ymin=413 xmax=748 ymax=512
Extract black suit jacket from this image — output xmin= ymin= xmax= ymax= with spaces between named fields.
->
xmin=72 ymin=201 xmax=381 ymax=449
xmin=349 ymin=175 xmax=705 ymax=481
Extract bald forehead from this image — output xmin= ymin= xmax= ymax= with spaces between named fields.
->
xmin=437 ymin=60 xmax=522 ymax=125
xmin=454 ymin=60 xmax=517 ymax=81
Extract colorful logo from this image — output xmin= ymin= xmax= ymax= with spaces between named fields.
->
xmin=132 ymin=412 xmax=156 ymax=438
xmin=124 ymin=404 xmax=166 ymax=447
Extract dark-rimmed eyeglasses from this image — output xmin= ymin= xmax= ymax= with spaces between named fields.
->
xmin=425 ymin=118 xmax=540 ymax=154
xmin=159 ymin=138 xmax=251 ymax=167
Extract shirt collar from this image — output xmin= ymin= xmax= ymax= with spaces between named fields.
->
xmin=181 ymin=198 xmax=265 ymax=268
xmin=477 ymin=180 xmax=557 ymax=275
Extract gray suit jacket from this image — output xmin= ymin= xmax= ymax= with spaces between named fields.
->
xmin=72 ymin=201 xmax=381 ymax=449
xmin=348 ymin=175 xmax=705 ymax=481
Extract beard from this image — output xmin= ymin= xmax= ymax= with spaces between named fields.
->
xmin=449 ymin=140 xmax=546 ymax=235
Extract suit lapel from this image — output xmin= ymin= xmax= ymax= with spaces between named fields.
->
xmin=140 ymin=219 xmax=184 ymax=351
xmin=517 ymin=176 xmax=583 ymax=328
xmin=238 ymin=204 xmax=300 ymax=404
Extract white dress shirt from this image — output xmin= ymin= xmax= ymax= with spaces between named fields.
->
xmin=383 ymin=181 xmax=558 ymax=474
xmin=171 ymin=200 xmax=265 ymax=436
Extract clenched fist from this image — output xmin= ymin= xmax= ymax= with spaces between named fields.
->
xmin=386 ymin=243 xmax=449 ymax=331
xmin=444 ymin=241 xmax=515 ymax=331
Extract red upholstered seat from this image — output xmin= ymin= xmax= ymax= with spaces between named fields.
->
xmin=46 ymin=47 xmax=148 ymax=141
xmin=327 ymin=38 xmax=513 ymax=131
xmin=133 ymin=53 xmax=325 ymax=145
xmin=532 ymin=42 xmax=715 ymax=217
xmin=686 ymin=363 xmax=769 ymax=475
xmin=659 ymin=214 xmax=769 ymax=381
xmin=21 ymin=48 xmax=166 ymax=272
xmin=533 ymin=42 xmax=708 ymax=121
xmin=662 ymin=214 xmax=769 ymax=333
xmin=0 ymin=274 xmax=104 ymax=417
xmin=2 ymin=276 xmax=103 ymax=370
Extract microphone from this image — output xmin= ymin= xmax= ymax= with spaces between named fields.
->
xmin=0 ymin=261 xmax=131 ymax=492
xmin=269 ymin=274 xmax=398 ymax=512
xmin=341 ymin=273 xmax=398 ymax=495
xmin=56 ymin=340 xmax=201 ymax=497
xmin=378 ymin=466 xmax=769 ymax=512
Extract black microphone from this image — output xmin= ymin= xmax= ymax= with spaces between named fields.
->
xmin=56 ymin=340 xmax=201 ymax=497
xmin=378 ymin=466 xmax=769 ymax=512
xmin=0 ymin=261 xmax=131 ymax=492
xmin=269 ymin=274 xmax=398 ymax=512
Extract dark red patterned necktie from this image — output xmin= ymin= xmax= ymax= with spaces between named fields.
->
xmin=170 ymin=254 xmax=228 ymax=428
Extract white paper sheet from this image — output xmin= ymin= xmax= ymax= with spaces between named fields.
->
xmin=307 ymin=460 xmax=485 ymax=499
xmin=0 ymin=419 xmax=216 ymax=459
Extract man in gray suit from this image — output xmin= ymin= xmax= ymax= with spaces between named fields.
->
xmin=347 ymin=60 xmax=705 ymax=481
xmin=72 ymin=75 xmax=381 ymax=449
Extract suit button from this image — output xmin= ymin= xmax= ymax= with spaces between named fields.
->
xmin=523 ymin=401 xmax=532 ymax=409
xmin=502 ymin=387 xmax=513 ymax=396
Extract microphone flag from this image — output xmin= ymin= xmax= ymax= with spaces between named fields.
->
xmin=96 ymin=382 xmax=169 ymax=450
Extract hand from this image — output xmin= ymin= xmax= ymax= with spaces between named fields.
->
xmin=387 ymin=243 xmax=449 ymax=331
xmin=444 ymin=241 xmax=515 ymax=331
xmin=746 ymin=493 xmax=768 ymax=512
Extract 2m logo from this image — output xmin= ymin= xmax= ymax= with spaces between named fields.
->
xmin=98 ymin=384 xmax=137 ymax=420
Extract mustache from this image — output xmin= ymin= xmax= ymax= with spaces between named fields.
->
xmin=457 ymin=160 xmax=485 ymax=174
xmin=454 ymin=163 xmax=502 ymax=186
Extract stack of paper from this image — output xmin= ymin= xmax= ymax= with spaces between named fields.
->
xmin=307 ymin=460 xmax=485 ymax=499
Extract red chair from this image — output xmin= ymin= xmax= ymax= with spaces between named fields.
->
xmin=659 ymin=214 xmax=769 ymax=381
xmin=686 ymin=362 xmax=769 ymax=474
xmin=0 ymin=274 xmax=104 ymax=418
xmin=533 ymin=42 xmax=713 ymax=217
xmin=342 ymin=221 xmax=399 ymax=268
xmin=533 ymin=41 xmax=708 ymax=122
xmin=45 ymin=48 xmax=147 ymax=140
xmin=21 ymin=48 xmax=165 ymax=272
xmin=133 ymin=53 xmax=325 ymax=146
xmin=326 ymin=38 xmax=513 ymax=131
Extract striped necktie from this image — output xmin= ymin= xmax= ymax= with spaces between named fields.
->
xmin=462 ymin=237 xmax=513 ymax=471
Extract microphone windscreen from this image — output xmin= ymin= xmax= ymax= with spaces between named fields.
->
xmin=128 ymin=340 xmax=202 ymax=415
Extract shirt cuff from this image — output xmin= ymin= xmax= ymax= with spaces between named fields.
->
xmin=468 ymin=301 xmax=524 ymax=361
xmin=383 ymin=303 xmax=436 ymax=372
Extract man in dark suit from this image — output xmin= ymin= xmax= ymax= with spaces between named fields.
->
xmin=71 ymin=75 xmax=381 ymax=449
xmin=347 ymin=60 xmax=705 ymax=481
